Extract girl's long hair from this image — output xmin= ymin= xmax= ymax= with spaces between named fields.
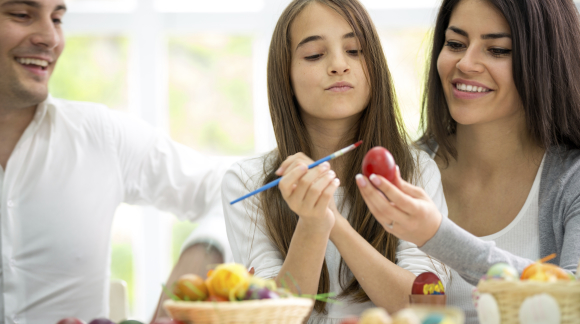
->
xmin=420 ymin=0 xmax=580 ymax=162
xmin=260 ymin=0 xmax=415 ymax=313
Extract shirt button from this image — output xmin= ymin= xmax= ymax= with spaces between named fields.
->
xmin=7 ymin=200 xmax=14 ymax=208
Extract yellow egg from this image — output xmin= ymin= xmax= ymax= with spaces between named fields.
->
xmin=359 ymin=308 xmax=392 ymax=324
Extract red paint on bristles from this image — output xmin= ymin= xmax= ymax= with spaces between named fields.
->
xmin=353 ymin=140 xmax=363 ymax=148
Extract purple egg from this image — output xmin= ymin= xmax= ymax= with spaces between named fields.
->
xmin=257 ymin=287 xmax=279 ymax=300
xmin=88 ymin=318 xmax=115 ymax=324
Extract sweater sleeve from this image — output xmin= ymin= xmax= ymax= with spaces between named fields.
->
xmin=419 ymin=217 xmax=535 ymax=286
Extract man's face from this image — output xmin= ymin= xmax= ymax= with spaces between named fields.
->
xmin=0 ymin=0 xmax=66 ymax=108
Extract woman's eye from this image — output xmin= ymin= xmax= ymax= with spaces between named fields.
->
xmin=53 ymin=18 xmax=62 ymax=24
xmin=305 ymin=54 xmax=322 ymax=61
xmin=444 ymin=41 xmax=464 ymax=51
xmin=489 ymin=47 xmax=512 ymax=57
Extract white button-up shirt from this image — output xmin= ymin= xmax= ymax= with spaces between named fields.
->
xmin=0 ymin=96 xmax=228 ymax=324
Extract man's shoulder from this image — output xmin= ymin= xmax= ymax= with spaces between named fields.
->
xmin=50 ymin=96 xmax=109 ymax=112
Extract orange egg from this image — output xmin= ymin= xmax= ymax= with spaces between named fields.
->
xmin=521 ymin=263 xmax=570 ymax=282
xmin=174 ymin=274 xmax=208 ymax=301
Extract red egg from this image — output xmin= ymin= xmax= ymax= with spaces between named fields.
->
xmin=362 ymin=147 xmax=396 ymax=183
xmin=411 ymin=272 xmax=443 ymax=295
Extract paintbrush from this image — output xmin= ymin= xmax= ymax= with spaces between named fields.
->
xmin=230 ymin=140 xmax=362 ymax=205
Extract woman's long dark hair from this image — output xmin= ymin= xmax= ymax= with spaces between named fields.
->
xmin=260 ymin=0 xmax=415 ymax=313
xmin=420 ymin=0 xmax=580 ymax=161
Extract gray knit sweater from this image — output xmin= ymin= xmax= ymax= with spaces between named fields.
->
xmin=420 ymin=145 xmax=580 ymax=286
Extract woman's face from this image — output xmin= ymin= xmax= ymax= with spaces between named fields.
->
xmin=289 ymin=3 xmax=370 ymax=125
xmin=437 ymin=0 xmax=522 ymax=127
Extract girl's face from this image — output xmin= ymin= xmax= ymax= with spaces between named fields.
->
xmin=437 ymin=0 xmax=522 ymax=127
xmin=289 ymin=3 xmax=370 ymax=125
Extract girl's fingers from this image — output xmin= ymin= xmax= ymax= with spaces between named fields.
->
xmin=276 ymin=153 xmax=313 ymax=176
xmin=285 ymin=162 xmax=330 ymax=204
xmin=368 ymin=174 xmax=419 ymax=215
xmin=303 ymin=170 xmax=336 ymax=208
xmin=278 ymin=163 xmax=308 ymax=199
xmin=314 ymin=178 xmax=340 ymax=212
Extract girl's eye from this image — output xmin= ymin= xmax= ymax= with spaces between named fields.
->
xmin=53 ymin=18 xmax=62 ymax=24
xmin=305 ymin=54 xmax=322 ymax=61
xmin=444 ymin=41 xmax=465 ymax=51
xmin=489 ymin=47 xmax=512 ymax=57
xmin=347 ymin=49 xmax=362 ymax=56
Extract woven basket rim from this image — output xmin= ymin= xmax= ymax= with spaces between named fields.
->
xmin=477 ymin=279 xmax=580 ymax=292
xmin=164 ymin=297 xmax=315 ymax=310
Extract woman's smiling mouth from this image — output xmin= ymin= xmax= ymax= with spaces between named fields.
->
xmin=451 ymin=78 xmax=493 ymax=99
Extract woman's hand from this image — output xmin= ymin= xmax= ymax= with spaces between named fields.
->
xmin=277 ymin=153 xmax=340 ymax=232
xmin=356 ymin=167 xmax=442 ymax=247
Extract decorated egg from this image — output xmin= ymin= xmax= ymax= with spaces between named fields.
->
xmin=411 ymin=272 xmax=445 ymax=295
xmin=476 ymin=294 xmax=500 ymax=324
xmin=359 ymin=308 xmax=392 ymax=324
xmin=519 ymin=293 xmax=561 ymax=324
xmin=392 ymin=309 xmax=421 ymax=324
xmin=486 ymin=263 xmax=519 ymax=281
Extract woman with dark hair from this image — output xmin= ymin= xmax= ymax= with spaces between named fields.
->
xmin=222 ymin=0 xmax=448 ymax=322
xmin=357 ymin=0 xmax=580 ymax=322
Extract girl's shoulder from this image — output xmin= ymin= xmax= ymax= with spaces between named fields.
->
xmin=224 ymin=150 xmax=278 ymax=190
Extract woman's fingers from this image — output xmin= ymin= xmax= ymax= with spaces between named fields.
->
xmin=369 ymin=174 xmax=419 ymax=215
xmin=356 ymin=174 xmax=408 ymax=227
xmin=393 ymin=167 xmax=426 ymax=199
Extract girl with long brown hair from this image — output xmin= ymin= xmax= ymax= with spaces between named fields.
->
xmin=222 ymin=0 xmax=448 ymax=322
xmin=357 ymin=0 xmax=580 ymax=322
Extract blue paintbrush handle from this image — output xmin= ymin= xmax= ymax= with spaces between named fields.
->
xmin=229 ymin=178 xmax=282 ymax=205
xmin=229 ymin=156 xmax=332 ymax=205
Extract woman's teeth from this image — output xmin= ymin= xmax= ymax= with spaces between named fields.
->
xmin=16 ymin=57 xmax=49 ymax=68
xmin=455 ymin=83 xmax=490 ymax=93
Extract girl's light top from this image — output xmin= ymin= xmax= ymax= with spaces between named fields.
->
xmin=222 ymin=148 xmax=450 ymax=324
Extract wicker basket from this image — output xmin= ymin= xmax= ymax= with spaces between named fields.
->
xmin=477 ymin=280 xmax=580 ymax=323
xmin=163 ymin=297 xmax=314 ymax=324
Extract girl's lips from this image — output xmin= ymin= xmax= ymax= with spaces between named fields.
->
xmin=452 ymin=84 xmax=492 ymax=100
xmin=327 ymin=86 xmax=353 ymax=93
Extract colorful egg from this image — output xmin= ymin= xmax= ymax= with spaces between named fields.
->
xmin=412 ymin=272 xmax=444 ymax=295
xmin=486 ymin=263 xmax=519 ymax=281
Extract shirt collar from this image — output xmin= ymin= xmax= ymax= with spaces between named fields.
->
xmin=17 ymin=94 xmax=56 ymax=145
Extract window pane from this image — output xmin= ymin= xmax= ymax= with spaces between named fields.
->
xmin=168 ymin=34 xmax=254 ymax=155
xmin=378 ymin=28 xmax=432 ymax=140
xmin=156 ymin=0 xmax=264 ymax=12
xmin=49 ymin=36 xmax=129 ymax=111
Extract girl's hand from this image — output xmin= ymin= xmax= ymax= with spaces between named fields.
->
xmin=356 ymin=167 xmax=442 ymax=247
xmin=277 ymin=153 xmax=340 ymax=232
